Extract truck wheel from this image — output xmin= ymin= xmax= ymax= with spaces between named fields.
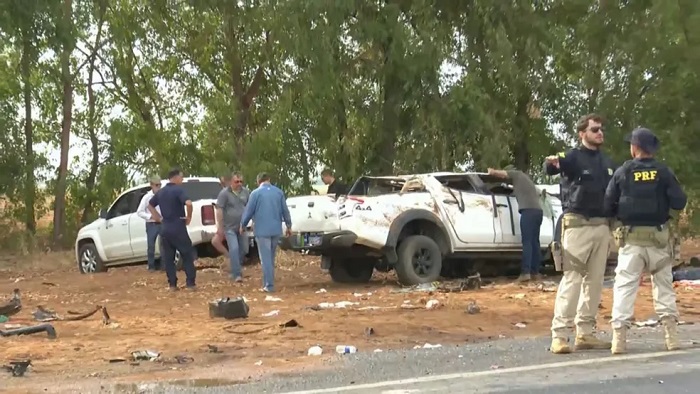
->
xmin=329 ymin=257 xmax=374 ymax=283
xmin=395 ymin=235 xmax=442 ymax=285
xmin=77 ymin=243 xmax=107 ymax=274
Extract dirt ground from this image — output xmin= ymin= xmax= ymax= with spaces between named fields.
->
xmin=1 ymin=241 xmax=700 ymax=393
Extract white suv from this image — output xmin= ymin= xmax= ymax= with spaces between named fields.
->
xmin=74 ymin=177 xmax=256 ymax=273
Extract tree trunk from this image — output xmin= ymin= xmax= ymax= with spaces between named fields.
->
xmin=80 ymin=0 xmax=107 ymax=225
xmin=21 ymin=30 xmax=36 ymax=234
xmin=53 ymin=0 xmax=74 ymax=245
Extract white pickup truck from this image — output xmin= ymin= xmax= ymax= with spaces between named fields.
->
xmin=74 ymin=177 xmax=256 ymax=273
xmin=280 ymin=172 xmax=565 ymax=285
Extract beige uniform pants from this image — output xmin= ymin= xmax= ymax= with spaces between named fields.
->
xmin=610 ymin=244 xmax=679 ymax=329
xmin=551 ymin=222 xmax=611 ymax=338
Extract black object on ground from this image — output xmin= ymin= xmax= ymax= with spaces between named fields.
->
xmin=0 ymin=289 xmax=21 ymax=317
xmin=0 ymin=323 xmax=57 ymax=339
xmin=209 ymin=297 xmax=249 ymax=319
xmin=3 ymin=359 xmax=31 ymax=377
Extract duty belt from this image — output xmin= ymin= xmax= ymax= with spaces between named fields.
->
xmin=613 ymin=225 xmax=668 ymax=248
xmin=562 ymin=213 xmax=608 ymax=228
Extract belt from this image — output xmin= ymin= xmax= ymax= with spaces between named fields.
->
xmin=562 ymin=213 xmax=608 ymax=228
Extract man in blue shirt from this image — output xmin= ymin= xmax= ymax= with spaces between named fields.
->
xmin=148 ymin=168 xmax=197 ymax=291
xmin=240 ymin=173 xmax=292 ymax=292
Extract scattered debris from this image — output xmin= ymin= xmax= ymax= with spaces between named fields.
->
xmin=508 ymin=293 xmax=526 ymax=300
xmin=414 ymin=343 xmax=442 ymax=349
xmin=209 ymin=297 xmax=249 ymax=320
xmin=254 ymin=360 xmax=263 ymax=366
xmin=0 ymin=289 xmax=21 ymax=318
xmin=336 ymin=345 xmax=357 ymax=354
xmin=490 ymin=364 xmax=502 ymax=370
xmin=131 ymin=350 xmax=160 ymax=362
xmin=262 ymin=310 xmax=280 ymax=317
xmin=3 ymin=360 xmax=31 ymax=377
xmin=3 ymin=324 xmax=22 ymax=329
xmin=633 ymin=319 xmax=694 ymax=328
xmin=353 ymin=292 xmax=372 ymax=297
xmin=315 ymin=289 xmax=327 ymax=294
xmin=32 ymin=305 xmax=105 ymax=322
xmin=280 ymin=319 xmax=300 ymax=328
xmin=466 ymin=300 xmax=480 ymax=314
xmin=425 ymin=299 xmax=440 ymax=309
xmin=0 ymin=315 xmax=8 ymax=323
xmin=265 ymin=295 xmax=283 ymax=302
xmin=0 ymin=323 xmax=57 ymax=339
xmin=673 ymin=267 xmax=700 ymax=281
xmin=107 ymin=358 xmax=126 ymax=363
xmin=373 ymin=349 xmax=383 ymax=353
xmin=173 ymin=355 xmax=194 ymax=364
xmin=41 ymin=282 xmax=57 ymax=287
xmin=206 ymin=344 xmax=221 ymax=353
xmin=364 ymin=327 xmax=375 ymax=336
xmin=307 ymin=346 xmax=323 ymax=356
xmin=536 ymin=282 xmax=558 ymax=292
xmin=314 ymin=301 xmax=358 ymax=309
xmin=513 ymin=322 xmax=527 ymax=329
xmin=392 ymin=277 xmax=481 ymax=294
xmin=392 ymin=282 xmax=439 ymax=293
xmin=224 ymin=319 xmax=300 ymax=334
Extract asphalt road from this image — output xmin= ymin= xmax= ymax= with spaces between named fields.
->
xmin=112 ymin=324 xmax=700 ymax=394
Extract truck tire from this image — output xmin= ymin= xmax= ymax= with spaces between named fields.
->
xmin=329 ymin=257 xmax=374 ymax=283
xmin=77 ymin=243 xmax=108 ymax=274
xmin=395 ymin=235 xmax=442 ymax=285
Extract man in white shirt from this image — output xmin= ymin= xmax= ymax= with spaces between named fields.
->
xmin=137 ymin=176 xmax=162 ymax=271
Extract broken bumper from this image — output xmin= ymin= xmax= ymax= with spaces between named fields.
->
xmin=279 ymin=230 xmax=357 ymax=253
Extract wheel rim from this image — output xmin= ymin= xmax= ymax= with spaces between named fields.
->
xmin=411 ymin=248 xmax=434 ymax=277
xmin=81 ymin=249 xmax=97 ymax=273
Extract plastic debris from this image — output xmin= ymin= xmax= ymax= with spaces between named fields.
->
xmin=262 ymin=310 xmax=280 ymax=317
xmin=425 ymin=299 xmax=440 ymax=309
xmin=265 ymin=295 xmax=282 ymax=302
xmin=307 ymin=346 xmax=323 ymax=356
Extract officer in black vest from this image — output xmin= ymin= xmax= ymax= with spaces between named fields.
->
xmin=604 ymin=127 xmax=687 ymax=354
xmin=147 ymin=168 xmax=197 ymax=291
xmin=543 ymin=113 xmax=616 ymax=354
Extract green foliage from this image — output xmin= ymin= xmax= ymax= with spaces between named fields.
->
xmin=0 ymin=0 xmax=699 ymax=252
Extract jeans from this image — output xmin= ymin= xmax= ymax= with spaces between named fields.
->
xmin=225 ymin=229 xmax=248 ymax=279
xmin=161 ymin=223 xmax=196 ymax=287
xmin=145 ymin=222 xmax=161 ymax=270
xmin=256 ymin=236 xmax=280 ymax=291
xmin=520 ymin=209 xmax=544 ymax=275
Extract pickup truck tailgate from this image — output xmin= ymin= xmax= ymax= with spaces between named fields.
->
xmin=286 ymin=195 xmax=340 ymax=233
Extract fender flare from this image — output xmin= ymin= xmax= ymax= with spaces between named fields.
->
xmin=383 ymin=209 xmax=451 ymax=263
xmin=75 ymin=233 xmax=108 ymax=262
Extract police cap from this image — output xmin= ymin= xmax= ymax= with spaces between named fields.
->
xmin=624 ymin=127 xmax=659 ymax=154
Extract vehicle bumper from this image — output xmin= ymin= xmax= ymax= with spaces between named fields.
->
xmin=279 ymin=230 xmax=357 ymax=252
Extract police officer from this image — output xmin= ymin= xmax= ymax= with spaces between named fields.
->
xmin=147 ymin=168 xmax=197 ymax=291
xmin=604 ymin=128 xmax=687 ymax=354
xmin=544 ymin=113 xmax=616 ymax=354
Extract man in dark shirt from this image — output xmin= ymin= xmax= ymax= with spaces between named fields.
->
xmin=321 ymin=168 xmax=348 ymax=195
xmin=543 ymin=113 xmax=616 ymax=354
xmin=148 ymin=168 xmax=197 ymax=291
xmin=603 ymin=128 xmax=687 ymax=354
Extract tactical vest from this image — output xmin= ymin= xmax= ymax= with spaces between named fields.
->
xmin=617 ymin=160 xmax=667 ymax=226
xmin=562 ymin=149 xmax=610 ymax=217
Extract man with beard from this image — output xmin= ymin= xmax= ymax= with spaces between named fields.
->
xmin=544 ymin=113 xmax=617 ymax=354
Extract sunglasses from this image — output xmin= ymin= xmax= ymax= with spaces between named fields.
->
xmin=589 ymin=126 xmax=604 ymax=133
xmin=233 ymin=180 xmax=243 ymax=184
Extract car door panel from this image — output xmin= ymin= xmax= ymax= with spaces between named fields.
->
xmin=99 ymin=191 xmax=138 ymax=261
xmin=494 ymin=195 xmax=520 ymax=245
xmin=128 ymin=188 xmax=151 ymax=259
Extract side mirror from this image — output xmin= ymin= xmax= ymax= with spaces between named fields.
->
xmin=99 ymin=209 xmax=108 ymax=219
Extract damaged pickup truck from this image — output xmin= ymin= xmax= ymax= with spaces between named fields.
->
xmin=281 ymin=172 xmax=566 ymax=285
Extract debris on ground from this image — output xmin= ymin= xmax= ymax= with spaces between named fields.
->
xmin=312 ymin=301 xmax=358 ymax=310
xmin=675 ymin=279 xmax=700 ymax=288
xmin=131 ymin=350 xmax=160 ymax=362
xmin=490 ymin=364 xmax=502 ymax=370
xmin=466 ymin=300 xmax=480 ymax=314
xmin=353 ymin=292 xmax=372 ymax=297
xmin=205 ymin=344 xmax=221 ymax=353
xmin=414 ymin=343 xmax=442 ymax=349
xmin=254 ymin=360 xmax=263 ymax=366
xmin=513 ymin=322 xmax=527 ymax=328
xmin=315 ymin=289 xmax=327 ymax=294
xmin=307 ymin=346 xmax=323 ymax=356
xmin=364 ymin=327 xmax=375 ymax=336
xmin=209 ymin=297 xmax=249 ymax=320
xmin=507 ymin=293 xmax=526 ymax=300
xmin=391 ymin=276 xmax=482 ymax=294
xmin=673 ymin=267 xmax=700 ymax=282
xmin=335 ymin=345 xmax=357 ymax=354
xmin=172 ymin=355 xmax=194 ymax=364
xmin=32 ymin=305 xmax=106 ymax=322
xmin=262 ymin=310 xmax=279 ymax=317
xmin=391 ymin=282 xmax=439 ymax=293
xmin=223 ymin=319 xmax=300 ymax=334
xmin=425 ymin=299 xmax=440 ymax=309
xmin=633 ymin=319 xmax=694 ymax=328
xmin=536 ymin=282 xmax=558 ymax=292
xmin=0 ymin=323 xmax=57 ymax=339
xmin=3 ymin=360 xmax=31 ymax=377
xmin=0 ymin=315 xmax=8 ymax=323
xmin=0 ymin=289 xmax=21 ymax=318
xmin=264 ymin=295 xmax=283 ymax=302
xmin=373 ymin=349 xmax=383 ymax=353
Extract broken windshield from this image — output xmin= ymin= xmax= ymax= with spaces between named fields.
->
xmin=348 ymin=177 xmax=407 ymax=196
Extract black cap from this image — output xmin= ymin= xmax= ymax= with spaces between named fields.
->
xmin=623 ymin=128 xmax=659 ymax=154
